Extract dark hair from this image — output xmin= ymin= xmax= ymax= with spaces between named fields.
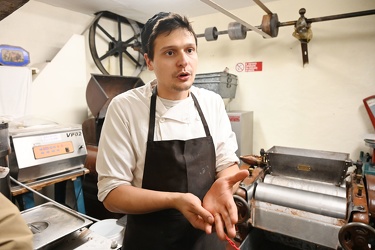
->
xmin=141 ymin=12 xmax=197 ymax=60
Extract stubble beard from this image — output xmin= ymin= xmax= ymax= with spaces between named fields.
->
xmin=171 ymin=81 xmax=193 ymax=92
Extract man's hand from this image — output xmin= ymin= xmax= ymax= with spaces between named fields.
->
xmin=202 ymin=169 xmax=249 ymax=240
xmin=173 ymin=193 xmax=215 ymax=234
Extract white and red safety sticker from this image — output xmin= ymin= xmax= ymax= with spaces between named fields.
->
xmin=235 ymin=62 xmax=262 ymax=72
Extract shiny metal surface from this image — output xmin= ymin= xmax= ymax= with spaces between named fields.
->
xmin=194 ymin=72 xmax=238 ymax=99
xmin=21 ymin=202 xmax=92 ymax=249
xmin=266 ymin=146 xmax=351 ymax=185
xmin=239 ymin=146 xmax=354 ymax=249
xmin=255 ymin=182 xmax=347 ymax=219
xmin=9 ymin=125 xmax=87 ymax=182
xmin=263 ymin=175 xmax=347 ymax=198
xmin=252 ymin=201 xmax=343 ymax=249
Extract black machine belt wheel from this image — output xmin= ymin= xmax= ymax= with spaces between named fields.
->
xmin=88 ymin=11 xmax=145 ymax=76
xmin=338 ymin=222 xmax=375 ymax=250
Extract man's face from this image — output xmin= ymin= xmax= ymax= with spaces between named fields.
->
xmin=145 ymin=28 xmax=198 ymax=100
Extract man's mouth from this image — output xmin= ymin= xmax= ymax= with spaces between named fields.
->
xmin=177 ymin=71 xmax=191 ymax=80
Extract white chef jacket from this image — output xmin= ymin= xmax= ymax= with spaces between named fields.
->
xmin=96 ymin=80 xmax=239 ymax=202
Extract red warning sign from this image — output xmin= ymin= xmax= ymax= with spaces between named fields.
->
xmin=245 ymin=62 xmax=262 ymax=72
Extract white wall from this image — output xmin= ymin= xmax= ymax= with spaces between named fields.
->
xmin=0 ymin=1 xmax=92 ymax=65
xmin=0 ymin=1 xmax=94 ymax=124
xmin=0 ymin=0 xmax=374 ymax=161
xmin=191 ymin=0 xmax=375 ymax=159
xmin=31 ymin=34 xmax=88 ymax=124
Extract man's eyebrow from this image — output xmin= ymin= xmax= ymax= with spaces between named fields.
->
xmin=159 ymin=45 xmax=176 ymax=51
xmin=160 ymin=43 xmax=196 ymax=50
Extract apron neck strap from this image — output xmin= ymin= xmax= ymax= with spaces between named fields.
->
xmin=148 ymin=86 xmax=211 ymax=141
xmin=148 ymin=87 xmax=158 ymax=141
xmin=190 ymin=92 xmax=211 ymax=137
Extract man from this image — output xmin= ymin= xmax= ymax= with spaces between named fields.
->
xmin=96 ymin=12 xmax=248 ymax=250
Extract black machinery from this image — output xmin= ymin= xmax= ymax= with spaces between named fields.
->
xmin=0 ymin=122 xmax=11 ymax=199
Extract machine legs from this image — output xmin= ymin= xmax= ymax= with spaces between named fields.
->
xmin=14 ymin=176 xmax=86 ymax=214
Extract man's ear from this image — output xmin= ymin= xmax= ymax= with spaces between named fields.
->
xmin=144 ymin=53 xmax=154 ymax=70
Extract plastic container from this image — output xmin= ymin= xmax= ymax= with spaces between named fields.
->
xmin=89 ymin=219 xmax=125 ymax=244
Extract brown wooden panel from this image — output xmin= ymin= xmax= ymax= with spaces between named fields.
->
xmin=0 ymin=0 xmax=29 ymax=21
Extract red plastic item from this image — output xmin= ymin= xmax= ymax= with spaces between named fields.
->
xmin=225 ymin=235 xmax=240 ymax=250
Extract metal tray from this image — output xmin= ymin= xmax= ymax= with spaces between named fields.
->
xmin=266 ymin=146 xmax=351 ymax=185
xmin=21 ymin=202 xmax=92 ymax=249
xmin=194 ymin=72 xmax=238 ymax=99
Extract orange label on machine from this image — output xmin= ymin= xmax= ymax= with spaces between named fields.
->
xmin=33 ymin=141 xmax=74 ymax=159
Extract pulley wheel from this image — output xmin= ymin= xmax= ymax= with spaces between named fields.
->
xmin=338 ymin=222 xmax=375 ymax=250
xmin=89 ymin=11 xmax=145 ymax=76
xmin=234 ymin=195 xmax=250 ymax=224
xmin=261 ymin=13 xmax=279 ymax=38
xmin=228 ymin=22 xmax=247 ymax=40
xmin=204 ymin=27 xmax=218 ymax=41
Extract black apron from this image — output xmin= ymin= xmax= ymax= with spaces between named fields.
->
xmin=122 ymin=88 xmax=225 ymax=250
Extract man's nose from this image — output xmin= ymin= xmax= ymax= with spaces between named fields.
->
xmin=177 ymin=52 xmax=188 ymax=67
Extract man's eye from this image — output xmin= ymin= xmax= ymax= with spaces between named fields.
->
xmin=187 ymin=48 xmax=195 ymax=53
xmin=166 ymin=51 xmax=174 ymax=56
